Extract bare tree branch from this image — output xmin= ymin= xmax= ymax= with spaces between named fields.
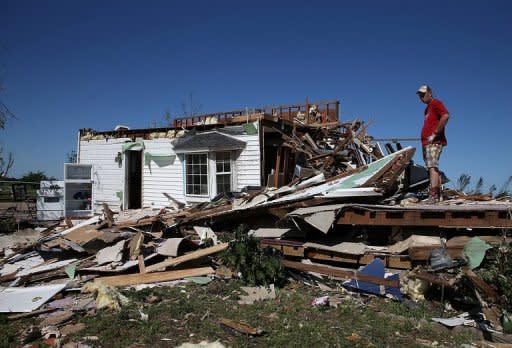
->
xmin=0 ymin=149 xmax=14 ymax=177
xmin=180 ymin=91 xmax=202 ymax=117
xmin=457 ymin=174 xmax=471 ymax=192
xmin=0 ymin=101 xmax=15 ymax=129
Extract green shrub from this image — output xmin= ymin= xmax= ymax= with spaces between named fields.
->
xmin=0 ymin=216 xmax=15 ymax=233
xmin=220 ymin=224 xmax=285 ymax=286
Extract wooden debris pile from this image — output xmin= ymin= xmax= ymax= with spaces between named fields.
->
xmin=279 ymin=119 xmax=385 ymax=178
xmin=2 ymin=139 xmax=512 ymax=344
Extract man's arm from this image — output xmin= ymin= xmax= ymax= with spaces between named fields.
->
xmin=434 ymin=113 xmax=449 ymax=134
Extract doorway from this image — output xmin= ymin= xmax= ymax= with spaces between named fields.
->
xmin=125 ymin=150 xmax=142 ymax=209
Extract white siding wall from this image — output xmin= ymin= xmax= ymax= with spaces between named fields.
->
xmin=231 ymin=133 xmax=261 ymax=190
xmin=143 ymin=139 xmax=185 ymax=208
xmin=143 ymin=131 xmax=261 ymax=206
xmin=78 ymin=125 xmax=262 ymax=210
xmin=79 ymin=138 xmax=128 ymax=212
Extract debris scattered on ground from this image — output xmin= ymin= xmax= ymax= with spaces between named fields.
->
xmin=1 ymin=108 xmax=511 ymax=346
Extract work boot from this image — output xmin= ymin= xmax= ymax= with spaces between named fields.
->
xmin=424 ymin=187 xmax=440 ymax=204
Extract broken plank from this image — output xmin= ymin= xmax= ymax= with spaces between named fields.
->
xmin=114 ymin=216 xmax=159 ymax=228
xmin=103 ymin=203 xmax=115 ymax=227
xmin=128 ymin=232 xmax=144 ymax=260
xmin=261 ymin=239 xmax=305 ymax=257
xmin=144 ymin=243 xmax=228 ymax=273
xmin=8 ymin=307 xmax=58 ymax=320
xmin=281 ymin=259 xmax=399 ymax=287
xmin=409 ymin=246 xmax=463 ymax=261
xmin=463 ymin=267 xmax=499 ymax=301
xmin=137 ymin=255 xmax=146 ymax=273
xmin=95 ymin=266 xmax=214 ymax=287
xmin=65 ymin=216 xmax=73 ymax=228
xmin=407 ymin=271 xmax=457 ymax=288
xmin=219 ymin=318 xmax=263 ymax=336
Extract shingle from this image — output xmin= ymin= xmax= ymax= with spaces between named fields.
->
xmin=172 ymin=131 xmax=246 ymax=153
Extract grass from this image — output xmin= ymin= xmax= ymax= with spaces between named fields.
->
xmin=0 ymin=280 xmax=479 ymax=347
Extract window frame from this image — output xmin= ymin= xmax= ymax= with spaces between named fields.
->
xmin=183 ymin=151 xmax=235 ymax=199
xmin=215 ymin=151 xmax=233 ymax=195
xmin=184 ymin=153 xmax=209 ymax=197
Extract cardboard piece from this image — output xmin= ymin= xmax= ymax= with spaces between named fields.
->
xmin=156 ymin=238 xmax=198 ymax=257
xmin=96 ymin=240 xmax=125 ymax=266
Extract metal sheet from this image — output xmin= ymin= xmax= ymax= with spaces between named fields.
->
xmin=16 ymin=259 xmax=78 ymax=277
xmin=0 ymin=283 xmax=67 ymax=313
xmin=304 ymin=242 xmax=367 ymax=255
xmin=321 ymin=187 xmax=382 ymax=198
xmin=249 ymin=228 xmax=291 ymax=239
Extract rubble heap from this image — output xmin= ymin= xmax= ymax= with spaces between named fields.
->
xmin=1 ymin=120 xmax=512 ymax=345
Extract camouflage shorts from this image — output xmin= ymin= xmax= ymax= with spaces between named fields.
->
xmin=423 ymin=144 xmax=443 ymax=168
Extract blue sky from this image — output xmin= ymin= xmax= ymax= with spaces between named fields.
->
xmin=1 ymin=0 xmax=511 ymax=191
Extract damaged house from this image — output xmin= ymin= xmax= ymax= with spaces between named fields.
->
xmin=3 ymin=99 xmax=512 ymax=345
xmin=65 ymin=101 xmax=343 ymax=216
xmin=63 ymin=99 xmax=512 ymax=243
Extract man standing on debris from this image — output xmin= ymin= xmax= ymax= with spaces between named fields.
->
xmin=417 ymin=85 xmax=450 ymax=203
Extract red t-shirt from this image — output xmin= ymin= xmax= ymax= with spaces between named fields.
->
xmin=421 ymin=98 xmax=449 ymax=147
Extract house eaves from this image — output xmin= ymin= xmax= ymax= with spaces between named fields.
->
xmin=172 ymin=131 xmax=246 ymax=154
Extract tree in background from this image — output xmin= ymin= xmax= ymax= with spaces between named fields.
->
xmin=180 ymin=91 xmax=202 ymax=117
xmin=0 ymin=146 xmax=14 ymax=177
xmin=66 ymin=149 xmax=77 ymax=163
xmin=20 ymin=171 xmax=55 ymax=183
xmin=0 ymin=82 xmax=14 ymax=130
xmin=496 ymin=176 xmax=512 ymax=198
xmin=0 ymin=57 xmax=15 ymax=177
xmin=456 ymin=174 xmax=511 ymax=197
xmin=457 ymin=174 xmax=471 ymax=192
xmin=163 ymin=110 xmax=172 ymax=126
xmin=161 ymin=92 xmax=202 ymax=127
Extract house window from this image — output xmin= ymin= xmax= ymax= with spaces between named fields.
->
xmin=216 ymin=152 xmax=232 ymax=194
xmin=44 ymin=197 xmax=60 ymax=203
xmin=186 ymin=154 xmax=208 ymax=195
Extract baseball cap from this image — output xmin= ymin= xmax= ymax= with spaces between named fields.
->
xmin=416 ymin=85 xmax=430 ymax=94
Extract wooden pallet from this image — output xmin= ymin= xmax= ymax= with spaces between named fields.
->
xmin=337 ymin=205 xmax=512 ymax=229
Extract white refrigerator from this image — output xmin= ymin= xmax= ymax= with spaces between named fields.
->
xmin=64 ymin=163 xmax=93 ymax=217
xmin=36 ymin=180 xmax=64 ymax=221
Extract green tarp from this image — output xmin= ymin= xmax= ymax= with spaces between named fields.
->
xmin=461 ymin=237 xmax=492 ymax=269
xmin=144 ymin=152 xmax=176 ymax=166
xmin=121 ymin=141 xmax=145 ymax=153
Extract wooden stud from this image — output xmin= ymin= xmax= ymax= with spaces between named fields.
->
xmin=274 ymin=146 xmax=282 ymax=188
xmin=138 ymin=255 xmax=146 ymax=273
xmin=95 ymin=266 xmax=214 ymax=287
xmin=144 ymin=243 xmax=228 ymax=273
xmin=282 ymin=259 xmax=399 ymax=287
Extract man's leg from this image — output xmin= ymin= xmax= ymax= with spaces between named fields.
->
xmin=429 ymin=167 xmax=440 ymax=188
xmin=429 ymin=167 xmax=441 ymax=199
xmin=424 ymin=145 xmax=443 ymax=202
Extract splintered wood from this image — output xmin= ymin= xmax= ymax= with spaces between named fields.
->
xmin=95 ymin=266 xmax=214 ymax=286
xmin=278 ymin=119 xmax=385 ymax=178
